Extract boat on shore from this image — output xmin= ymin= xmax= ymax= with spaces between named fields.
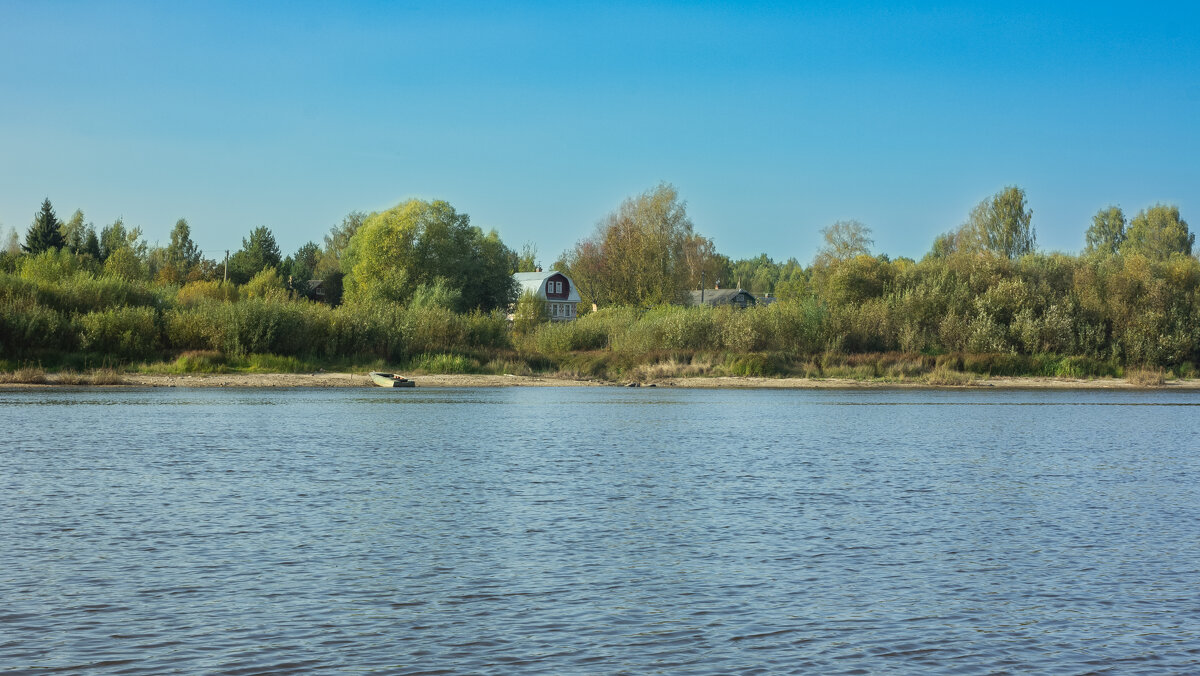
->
xmin=369 ymin=372 xmax=415 ymax=388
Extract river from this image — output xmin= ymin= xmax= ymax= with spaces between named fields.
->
xmin=2 ymin=387 xmax=1199 ymax=673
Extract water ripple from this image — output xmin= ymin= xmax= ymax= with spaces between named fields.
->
xmin=2 ymin=387 xmax=1199 ymax=673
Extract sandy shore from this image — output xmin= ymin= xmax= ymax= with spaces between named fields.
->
xmin=4 ymin=372 xmax=1200 ymax=390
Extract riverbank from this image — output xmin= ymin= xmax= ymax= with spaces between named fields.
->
xmin=4 ymin=371 xmax=1200 ymax=389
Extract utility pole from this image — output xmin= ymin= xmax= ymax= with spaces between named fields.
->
xmin=223 ymin=250 xmax=229 ymax=283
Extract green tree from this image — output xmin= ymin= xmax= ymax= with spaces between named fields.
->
xmin=287 ymin=241 xmax=321 ymax=281
xmin=59 ymin=209 xmax=87 ymax=254
xmin=103 ymin=247 xmax=147 ymax=281
xmin=1084 ymin=206 xmax=1126 ymax=256
xmin=320 ymin=211 xmax=366 ymax=274
xmin=166 ymin=218 xmax=202 ymax=269
xmin=342 ymin=199 xmax=518 ymax=312
xmin=23 ymin=198 xmax=66 ymax=254
xmin=228 ymin=226 xmax=282 ymax=284
xmin=99 ymin=218 xmax=145 ymax=262
xmin=516 ymin=242 xmax=539 ymax=272
xmin=1121 ymin=204 xmax=1192 ymax=259
xmin=960 ymin=186 xmax=1035 ymax=259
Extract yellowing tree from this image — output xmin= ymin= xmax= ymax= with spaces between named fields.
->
xmin=559 ymin=183 xmax=711 ymax=307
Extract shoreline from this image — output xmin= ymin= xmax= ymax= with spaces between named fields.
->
xmin=3 ymin=372 xmax=1200 ymax=390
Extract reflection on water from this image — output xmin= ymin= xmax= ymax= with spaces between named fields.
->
xmin=2 ymin=387 xmax=1199 ymax=673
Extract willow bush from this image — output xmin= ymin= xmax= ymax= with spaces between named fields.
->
xmin=79 ymin=307 xmax=160 ymax=357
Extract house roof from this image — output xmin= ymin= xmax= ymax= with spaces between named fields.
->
xmin=514 ymin=270 xmax=581 ymax=302
xmin=688 ymin=288 xmax=757 ymax=306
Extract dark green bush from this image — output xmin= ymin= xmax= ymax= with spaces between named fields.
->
xmin=79 ymin=307 xmax=160 ymax=357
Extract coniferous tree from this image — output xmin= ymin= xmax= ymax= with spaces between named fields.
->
xmin=22 ymin=198 xmax=66 ymax=254
xmin=82 ymin=226 xmax=102 ymax=260
xmin=227 ymin=226 xmax=282 ymax=284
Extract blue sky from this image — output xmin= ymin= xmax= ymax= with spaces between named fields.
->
xmin=2 ymin=1 xmax=1197 ymax=265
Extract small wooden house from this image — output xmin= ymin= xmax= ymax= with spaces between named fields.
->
xmin=514 ymin=270 xmax=581 ymax=321
xmin=689 ymin=288 xmax=757 ymax=309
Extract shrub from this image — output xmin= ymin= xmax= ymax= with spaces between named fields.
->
xmin=18 ymin=249 xmax=88 ymax=283
xmin=177 ymin=280 xmax=240 ymax=306
xmin=244 ymin=267 xmax=289 ymax=301
xmin=0 ymin=300 xmax=75 ymax=354
xmin=78 ymin=307 xmax=160 ymax=357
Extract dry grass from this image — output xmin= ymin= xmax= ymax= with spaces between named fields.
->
xmin=0 ymin=366 xmax=127 ymax=386
xmin=630 ymin=356 xmax=716 ymax=381
xmin=56 ymin=368 xmax=127 ymax=385
xmin=923 ymin=366 xmax=976 ymax=386
xmin=1126 ymin=368 xmax=1167 ymax=387
xmin=0 ymin=366 xmax=49 ymax=384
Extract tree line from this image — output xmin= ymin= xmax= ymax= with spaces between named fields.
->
xmin=2 ymin=184 xmax=1197 ymax=371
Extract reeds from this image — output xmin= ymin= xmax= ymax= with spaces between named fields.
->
xmin=1126 ymin=367 xmax=1167 ymax=387
xmin=0 ymin=366 xmax=48 ymax=384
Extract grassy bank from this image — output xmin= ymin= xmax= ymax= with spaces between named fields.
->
xmin=1 ymin=349 xmax=1185 ymax=388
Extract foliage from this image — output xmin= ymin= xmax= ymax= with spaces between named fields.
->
xmin=177 ymin=280 xmax=241 ymax=306
xmin=558 ymin=183 xmax=704 ymax=307
xmin=99 ymin=218 xmax=146 ymax=262
xmin=1121 ymin=204 xmax=1193 ymax=259
xmin=512 ymin=290 xmax=548 ymax=336
xmin=60 ymin=209 xmax=87 ymax=254
xmin=228 ymin=226 xmax=282 ymax=284
xmin=166 ymin=218 xmax=203 ymax=271
xmin=958 ymin=186 xmax=1036 ymax=259
xmin=103 ymin=247 xmax=147 ymax=281
xmin=516 ymin=243 xmax=539 ymax=272
xmin=342 ymin=199 xmax=518 ymax=312
xmin=320 ymin=211 xmax=366 ymax=275
xmin=285 ymin=241 xmax=322 ymax=287
xmin=18 ymin=248 xmax=89 ymax=283
xmin=408 ymin=279 xmax=463 ymax=311
xmin=1085 ymin=206 xmax=1126 ymax=257
xmin=79 ymin=307 xmax=160 ymax=357
xmin=244 ymin=267 xmax=290 ymax=301
xmin=2 ymin=186 xmax=1199 ymax=379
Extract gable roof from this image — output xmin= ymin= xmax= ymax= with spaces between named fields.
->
xmin=514 ymin=270 xmax=581 ymax=302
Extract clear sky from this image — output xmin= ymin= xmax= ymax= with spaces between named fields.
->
xmin=2 ymin=1 xmax=1197 ymax=265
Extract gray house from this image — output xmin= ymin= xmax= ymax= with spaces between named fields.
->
xmin=689 ymin=288 xmax=757 ymax=308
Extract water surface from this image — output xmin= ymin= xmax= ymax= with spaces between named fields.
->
xmin=3 ymin=387 xmax=1199 ymax=673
